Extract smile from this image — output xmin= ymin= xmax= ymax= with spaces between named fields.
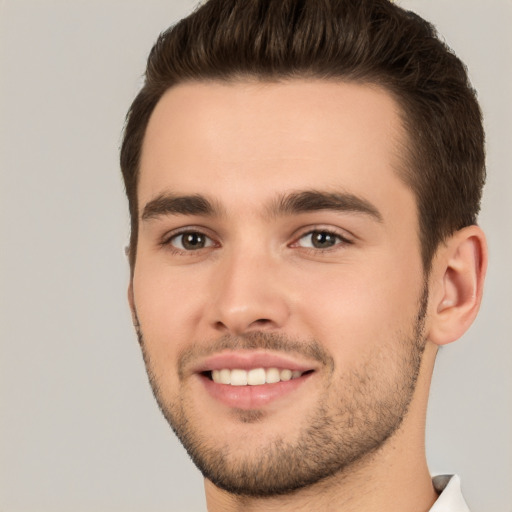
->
xmin=193 ymin=350 xmax=318 ymax=409
xmin=209 ymin=367 xmax=307 ymax=386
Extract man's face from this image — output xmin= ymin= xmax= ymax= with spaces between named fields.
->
xmin=131 ymin=80 xmax=428 ymax=495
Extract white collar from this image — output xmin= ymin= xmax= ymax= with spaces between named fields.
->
xmin=429 ymin=475 xmax=470 ymax=512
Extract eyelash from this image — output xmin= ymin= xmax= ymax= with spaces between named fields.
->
xmin=160 ymin=228 xmax=218 ymax=254
xmin=160 ymin=227 xmax=353 ymax=255
xmin=292 ymin=228 xmax=353 ymax=252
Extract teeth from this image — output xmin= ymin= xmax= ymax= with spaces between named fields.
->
xmin=219 ymin=368 xmax=231 ymax=384
xmin=231 ymin=369 xmax=248 ymax=386
xmin=211 ymin=367 xmax=305 ymax=386
xmin=280 ymin=369 xmax=292 ymax=381
xmin=266 ymin=367 xmax=281 ymax=383
xmin=247 ymin=368 xmax=266 ymax=385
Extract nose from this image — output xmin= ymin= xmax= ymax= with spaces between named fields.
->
xmin=206 ymin=247 xmax=291 ymax=335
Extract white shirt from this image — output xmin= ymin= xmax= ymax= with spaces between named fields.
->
xmin=429 ymin=475 xmax=470 ymax=512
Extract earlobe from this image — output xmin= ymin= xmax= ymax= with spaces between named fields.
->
xmin=428 ymin=225 xmax=487 ymax=346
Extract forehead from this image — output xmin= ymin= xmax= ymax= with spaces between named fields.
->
xmin=139 ymin=79 xmax=411 ymax=217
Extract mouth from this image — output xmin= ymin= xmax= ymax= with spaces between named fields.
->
xmin=193 ymin=351 xmax=318 ymax=410
xmin=204 ymin=367 xmax=313 ymax=385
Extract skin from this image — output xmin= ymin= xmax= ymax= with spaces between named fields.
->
xmin=128 ymin=80 xmax=487 ymax=511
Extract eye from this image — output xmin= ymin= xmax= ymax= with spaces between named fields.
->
xmin=296 ymin=230 xmax=348 ymax=250
xmin=167 ymin=231 xmax=215 ymax=251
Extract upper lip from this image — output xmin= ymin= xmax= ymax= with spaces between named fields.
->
xmin=190 ymin=350 xmax=319 ymax=374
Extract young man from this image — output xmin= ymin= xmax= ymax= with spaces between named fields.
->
xmin=120 ymin=1 xmax=487 ymax=510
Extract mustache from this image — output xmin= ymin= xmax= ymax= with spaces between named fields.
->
xmin=132 ymin=307 xmax=335 ymax=376
xmin=177 ymin=331 xmax=335 ymax=378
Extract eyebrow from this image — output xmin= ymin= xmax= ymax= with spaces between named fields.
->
xmin=141 ymin=193 xmax=222 ymax=220
xmin=141 ymin=190 xmax=382 ymax=222
xmin=269 ymin=190 xmax=383 ymax=222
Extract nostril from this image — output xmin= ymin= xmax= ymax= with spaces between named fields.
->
xmin=245 ymin=318 xmax=276 ymax=330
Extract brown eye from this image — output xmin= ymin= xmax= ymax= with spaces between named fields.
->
xmin=169 ymin=231 xmax=214 ymax=251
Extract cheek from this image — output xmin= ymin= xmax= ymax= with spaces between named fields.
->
xmin=132 ymin=266 xmax=202 ymax=371
xmin=293 ymin=256 xmax=424 ymax=359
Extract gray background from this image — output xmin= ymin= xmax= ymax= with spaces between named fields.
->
xmin=0 ymin=1 xmax=510 ymax=511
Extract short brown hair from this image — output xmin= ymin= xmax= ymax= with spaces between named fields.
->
xmin=120 ymin=0 xmax=485 ymax=272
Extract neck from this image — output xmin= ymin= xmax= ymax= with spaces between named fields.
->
xmin=205 ymin=342 xmax=439 ymax=512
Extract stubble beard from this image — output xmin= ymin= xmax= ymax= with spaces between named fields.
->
xmin=135 ymin=286 xmax=428 ymax=497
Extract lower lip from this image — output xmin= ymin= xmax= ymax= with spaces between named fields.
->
xmin=199 ymin=373 xmax=313 ymax=410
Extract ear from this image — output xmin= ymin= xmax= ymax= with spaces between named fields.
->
xmin=427 ymin=225 xmax=487 ymax=346
xmin=127 ymin=281 xmax=139 ymax=328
